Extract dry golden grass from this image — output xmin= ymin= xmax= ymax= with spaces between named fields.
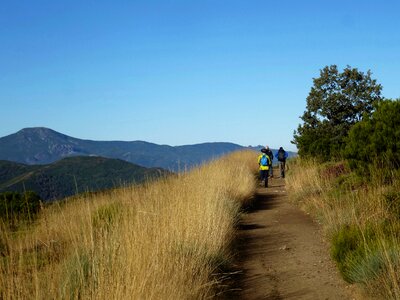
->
xmin=0 ymin=150 xmax=258 ymax=299
xmin=286 ymin=158 xmax=400 ymax=299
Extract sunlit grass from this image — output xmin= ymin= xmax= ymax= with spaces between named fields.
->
xmin=0 ymin=150 xmax=257 ymax=299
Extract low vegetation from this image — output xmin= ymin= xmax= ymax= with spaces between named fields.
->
xmin=287 ymin=158 xmax=400 ymax=299
xmin=0 ymin=150 xmax=257 ymax=299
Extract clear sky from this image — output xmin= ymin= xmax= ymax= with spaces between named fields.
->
xmin=1 ymin=0 xmax=399 ymax=151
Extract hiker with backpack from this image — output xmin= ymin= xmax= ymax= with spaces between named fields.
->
xmin=264 ymin=145 xmax=274 ymax=178
xmin=276 ymin=147 xmax=288 ymax=178
xmin=258 ymin=148 xmax=271 ymax=187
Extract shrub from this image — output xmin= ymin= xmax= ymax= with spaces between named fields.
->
xmin=331 ymin=224 xmax=381 ymax=282
xmin=332 ymin=222 xmax=400 ymax=288
xmin=333 ymin=172 xmax=365 ymax=191
xmin=347 ymin=249 xmax=390 ymax=284
xmin=331 ymin=225 xmax=367 ymax=282
xmin=320 ymin=162 xmax=348 ymax=179
xmin=344 ymin=99 xmax=400 ymax=174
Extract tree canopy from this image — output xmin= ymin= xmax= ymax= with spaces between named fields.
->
xmin=344 ymin=99 xmax=400 ymax=172
xmin=293 ymin=65 xmax=382 ymax=160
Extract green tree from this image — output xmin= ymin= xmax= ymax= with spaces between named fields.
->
xmin=293 ymin=65 xmax=382 ymax=160
xmin=344 ymin=99 xmax=400 ymax=172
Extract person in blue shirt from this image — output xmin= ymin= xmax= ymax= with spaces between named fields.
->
xmin=258 ymin=149 xmax=271 ymax=187
xmin=276 ymin=147 xmax=288 ymax=178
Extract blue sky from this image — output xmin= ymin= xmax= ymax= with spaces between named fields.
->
xmin=1 ymin=1 xmax=399 ymax=151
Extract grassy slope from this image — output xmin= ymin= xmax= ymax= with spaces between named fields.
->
xmin=0 ymin=150 xmax=258 ymax=299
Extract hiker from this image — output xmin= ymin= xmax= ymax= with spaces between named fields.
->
xmin=258 ymin=148 xmax=271 ymax=187
xmin=264 ymin=145 xmax=274 ymax=178
xmin=276 ymin=147 xmax=288 ymax=178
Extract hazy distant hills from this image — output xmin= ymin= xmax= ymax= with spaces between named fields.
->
xmin=0 ymin=127 xmax=297 ymax=171
xmin=0 ymin=128 xmax=247 ymax=171
xmin=0 ymin=156 xmax=166 ymax=201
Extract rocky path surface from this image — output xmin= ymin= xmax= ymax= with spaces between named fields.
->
xmin=234 ymin=177 xmax=358 ymax=300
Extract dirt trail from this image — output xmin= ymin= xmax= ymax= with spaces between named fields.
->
xmin=234 ymin=177 xmax=357 ymax=300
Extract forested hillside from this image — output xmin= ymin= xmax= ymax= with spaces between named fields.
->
xmin=0 ymin=156 xmax=167 ymax=201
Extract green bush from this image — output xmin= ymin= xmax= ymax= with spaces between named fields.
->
xmin=332 ymin=222 xmax=400 ymax=286
xmin=331 ymin=224 xmax=376 ymax=282
xmin=333 ymin=172 xmax=365 ymax=191
xmin=332 ymin=225 xmax=363 ymax=281
xmin=344 ymin=99 xmax=400 ymax=174
xmin=346 ymin=249 xmax=388 ymax=284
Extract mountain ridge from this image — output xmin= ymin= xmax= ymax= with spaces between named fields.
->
xmin=0 ymin=127 xmax=296 ymax=171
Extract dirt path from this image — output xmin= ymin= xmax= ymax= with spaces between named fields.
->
xmin=234 ymin=177 xmax=357 ymax=300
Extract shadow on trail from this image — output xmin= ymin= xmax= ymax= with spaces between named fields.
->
xmin=222 ymin=189 xmax=285 ymax=299
xmin=271 ymin=184 xmax=285 ymax=188
xmin=238 ymin=223 xmax=266 ymax=230
xmin=242 ymin=189 xmax=281 ymax=213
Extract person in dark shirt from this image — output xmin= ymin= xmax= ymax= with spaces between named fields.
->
xmin=276 ymin=147 xmax=288 ymax=178
xmin=264 ymin=146 xmax=274 ymax=178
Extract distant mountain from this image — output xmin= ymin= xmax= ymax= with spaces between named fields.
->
xmin=0 ymin=128 xmax=243 ymax=171
xmin=0 ymin=128 xmax=297 ymax=170
xmin=0 ymin=156 xmax=167 ymax=201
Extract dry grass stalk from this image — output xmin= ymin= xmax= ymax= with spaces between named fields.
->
xmin=0 ymin=150 xmax=257 ymax=299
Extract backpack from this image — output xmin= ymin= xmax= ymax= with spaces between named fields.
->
xmin=260 ymin=154 xmax=269 ymax=166
xmin=278 ymin=149 xmax=286 ymax=162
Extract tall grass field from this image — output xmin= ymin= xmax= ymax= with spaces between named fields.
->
xmin=0 ymin=150 xmax=258 ymax=299
xmin=286 ymin=158 xmax=400 ymax=299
